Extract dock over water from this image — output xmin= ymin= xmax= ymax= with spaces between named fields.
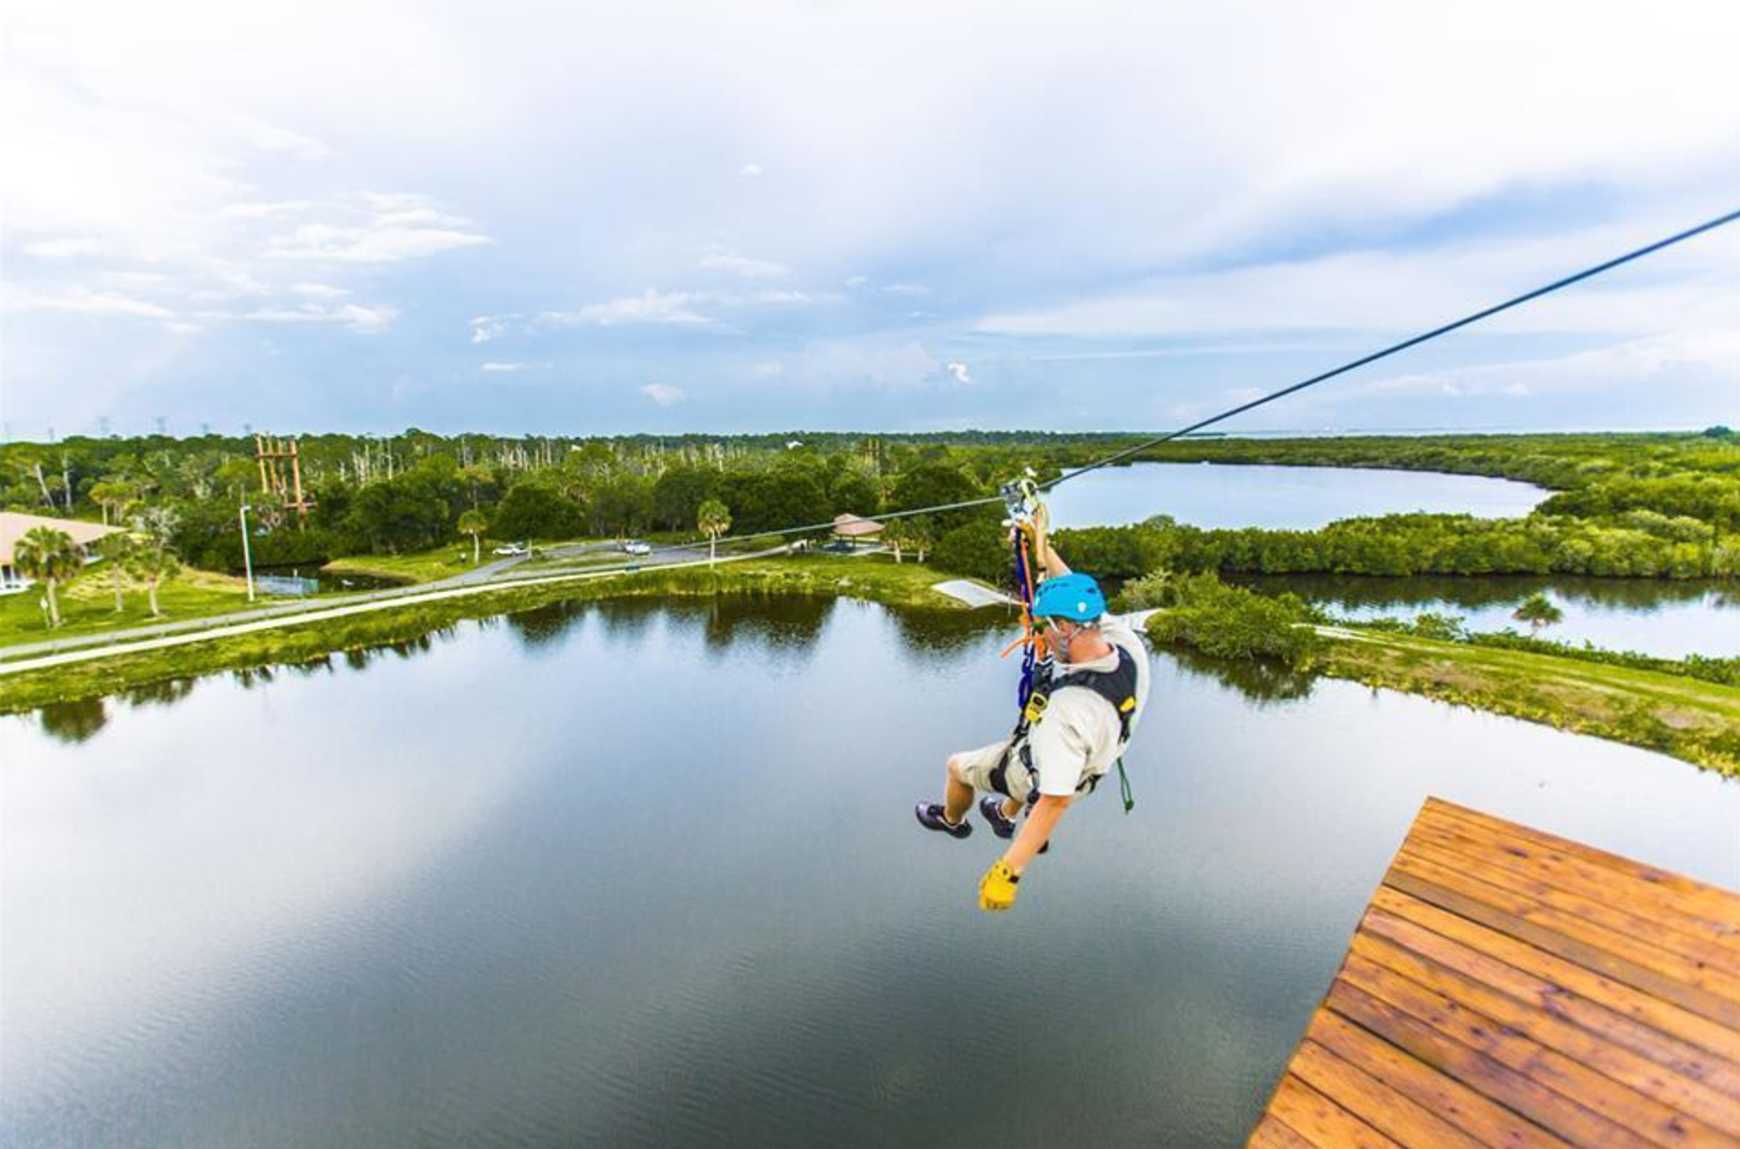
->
xmin=1248 ymin=797 xmax=1740 ymax=1147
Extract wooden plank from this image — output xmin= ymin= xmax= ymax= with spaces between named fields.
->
xmin=1421 ymin=801 xmax=1740 ymax=931
xmin=1266 ymin=1073 xmax=1407 ymax=1148
xmin=1351 ymin=929 xmax=1740 ymax=1137
xmin=1248 ymin=1115 xmax=1317 ymax=1149
xmin=1386 ymin=870 xmax=1740 ymax=1031
xmin=1371 ymin=886 xmax=1740 ymax=1067
xmin=1362 ymin=906 xmax=1740 ymax=1102
xmin=1306 ymin=1008 xmax=1576 ymax=1149
xmin=1401 ymin=832 xmax=1740 ymax=969
xmin=1411 ymin=813 xmax=1740 ymax=955
xmin=1328 ymin=977 xmax=1661 ymax=1148
xmin=1388 ymin=850 xmax=1740 ymax=1008
xmin=1341 ymin=953 xmax=1740 ymax=1148
xmin=1290 ymin=1037 xmax=1493 ymax=1149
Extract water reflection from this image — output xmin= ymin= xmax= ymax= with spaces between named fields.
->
xmin=1167 ymin=647 xmax=1319 ymax=705
xmin=1239 ymin=573 xmax=1740 ymax=659
xmin=37 ymin=697 xmax=108 ymax=744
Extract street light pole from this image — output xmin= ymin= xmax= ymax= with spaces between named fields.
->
xmin=239 ymin=502 xmax=256 ymax=602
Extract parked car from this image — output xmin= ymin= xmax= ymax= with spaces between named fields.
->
xmin=623 ymin=540 xmax=652 ymax=556
xmin=492 ymin=543 xmax=528 ymax=557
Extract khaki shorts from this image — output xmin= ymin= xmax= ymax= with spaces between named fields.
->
xmin=951 ymin=739 xmax=1034 ymax=804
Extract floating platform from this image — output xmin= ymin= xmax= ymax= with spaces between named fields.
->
xmin=1248 ymin=796 xmax=1740 ymax=1147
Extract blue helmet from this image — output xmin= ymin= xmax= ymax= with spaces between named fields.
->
xmin=1031 ymin=572 xmax=1106 ymax=622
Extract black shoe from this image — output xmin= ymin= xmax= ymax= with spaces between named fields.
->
xmin=975 ymin=796 xmax=1049 ymax=853
xmin=914 ymin=802 xmax=972 ymax=839
xmin=979 ymin=795 xmax=1018 ymax=839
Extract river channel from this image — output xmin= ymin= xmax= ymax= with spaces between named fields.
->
xmin=4 ymin=596 xmax=1737 ymax=1148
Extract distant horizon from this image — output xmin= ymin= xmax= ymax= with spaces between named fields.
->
xmin=3 ymin=422 xmax=1730 ymax=448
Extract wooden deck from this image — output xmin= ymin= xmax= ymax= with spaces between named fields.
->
xmin=1247 ymin=796 xmax=1740 ymax=1148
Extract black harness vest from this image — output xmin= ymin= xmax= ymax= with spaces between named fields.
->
xmin=991 ymin=645 xmax=1140 ymax=799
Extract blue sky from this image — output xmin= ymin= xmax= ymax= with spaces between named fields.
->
xmin=4 ymin=1 xmax=1738 ymax=439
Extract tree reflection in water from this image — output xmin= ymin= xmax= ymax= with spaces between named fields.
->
xmin=38 ymin=697 xmax=109 ymax=744
xmin=125 ymin=677 xmax=197 ymax=709
xmin=1164 ymin=646 xmax=1319 ymax=706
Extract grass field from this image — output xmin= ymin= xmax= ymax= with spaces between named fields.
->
xmin=1313 ymin=628 xmax=1740 ymax=776
xmin=0 ymin=568 xmax=273 ymax=649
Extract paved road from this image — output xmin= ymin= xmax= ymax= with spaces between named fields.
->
xmin=0 ymin=543 xmax=793 ymax=678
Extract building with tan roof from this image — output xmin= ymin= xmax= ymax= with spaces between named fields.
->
xmin=0 ymin=512 xmax=123 ymax=593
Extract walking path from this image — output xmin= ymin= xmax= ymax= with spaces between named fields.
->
xmin=0 ymin=545 xmax=784 ymax=678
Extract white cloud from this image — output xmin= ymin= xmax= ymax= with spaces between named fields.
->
xmin=739 ymin=162 xmax=763 ymax=178
xmin=221 ymin=200 xmax=315 ymax=220
xmin=7 ymin=288 xmax=174 ymax=319
xmin=164 ymin=321 xmax=204 ymax=335
xmin=291 ymin=282 xmax=350 ymax=299
xmin=844 ymin=275 xmax=868 ymax=288
xmin=469 ymin=314 xmax=518 ymax=343
xmin=751 ymin=360 xmax=785 ymax=377
xmin=945 ymin=361 xmax=972 ymax=385
xmin=265 ymin=221 xmax=491 ymax=263
xmin=22 ymin=237 xmax=103 ymax=259
xmin=699 ymin=250 xmax=790 ymax=279
xmin=882 ymin=283 xmax=930 ymax=297
xmin=481 ymin=361 xmax=527 ymax=373
xmin=641 ymin=383 xmax=686 ymax=406
xmin=1359 ymin=330 xmax=1740 ymax=401
xmin=543 ymin=290 xmax=711 ymax=327
xmin=236 ymin=302 xmax=398 ymax=334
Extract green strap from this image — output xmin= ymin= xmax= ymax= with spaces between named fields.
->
xmin=1116 ymin=757 xmax=1134 ymax=814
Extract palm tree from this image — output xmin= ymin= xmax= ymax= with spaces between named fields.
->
xmin=88 ymin=478 xmax=140 ymax=526
xmin=882 ymin=519 xmax=909 ymax=563
xmin=130 ymin=507 xmax=183 ymax=618
xmin=126 ymin=543 xmax=181 ymax=618
xmin=12 ymin=527 xmax=82 ymax=628
xmin=697 ymin=498 xmax=731 ymax=565
xmin=458 ymin=509 xmax=488 ymax=565
xmin=97 ymin=531 xmax=138 ymax=612
xmin=1512 ymin=592 xmax=1563 ymax=636
xmin=906 ymin=516 xmax=935 ymax=564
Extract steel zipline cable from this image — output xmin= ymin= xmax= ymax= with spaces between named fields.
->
xmin=651 ymin=205 xmax=1740 ymax=555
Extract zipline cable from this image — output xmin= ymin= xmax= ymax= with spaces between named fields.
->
xmin=1042 ymin=205 xmax=1740 ymax=490
xmin=643 ymin=205 xmax=1740 ymax=554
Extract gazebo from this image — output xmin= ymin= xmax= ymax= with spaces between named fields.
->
xmin=829 ymin=513 xmax=884 ymax=549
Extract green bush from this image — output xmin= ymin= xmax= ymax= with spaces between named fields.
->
xmin=1137 ymin=572 xmax=1321 ymax=667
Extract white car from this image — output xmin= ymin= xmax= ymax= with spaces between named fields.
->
xmin=623 ymin=540 xmax=652 ymax=556
xmin=492 ymin=543 xmax=528 ymax=557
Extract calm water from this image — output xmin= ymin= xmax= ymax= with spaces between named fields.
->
xmin=1047 ymin=461 xmax=1545 ymax=530
xmin=5 ymin=597 xmax=1737 ymax=1148
xmin=1238 ymin=574 xmax=1740 ymax=659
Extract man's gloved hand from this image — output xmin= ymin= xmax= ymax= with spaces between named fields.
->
xmin=978 ymin=859 xmax=1021 ymax=912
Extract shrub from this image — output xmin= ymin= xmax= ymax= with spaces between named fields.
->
xmin=1139 ymin=572 xmax=1321 ymax=667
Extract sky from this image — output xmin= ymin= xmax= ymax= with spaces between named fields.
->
xmin=4 ymin=1 xmax=1739 ymax=440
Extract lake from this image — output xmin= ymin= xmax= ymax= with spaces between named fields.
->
xmin=1046 ymin=461 xmax=1546 ymax=530
xmin=1049 ymin=462 xmax=1736 ymax=658
xmin=5 ymin=597 xmax=1737 ymax=1148
xmin=1237 ymin=573 xmax=1740 ymax=660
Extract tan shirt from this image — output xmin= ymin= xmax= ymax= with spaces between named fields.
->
xmin=1025 ymin=613 xmax=1151 ymax=797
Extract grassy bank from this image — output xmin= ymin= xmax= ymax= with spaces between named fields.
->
xmin=1318 ymin=629 xmax=1738 ymax=775
xmin=0 ymin=556 xmax=980 ymax=712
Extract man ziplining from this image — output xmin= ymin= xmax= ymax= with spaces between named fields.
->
xmin=914 ymin=501 xmax=1151 ymax=913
